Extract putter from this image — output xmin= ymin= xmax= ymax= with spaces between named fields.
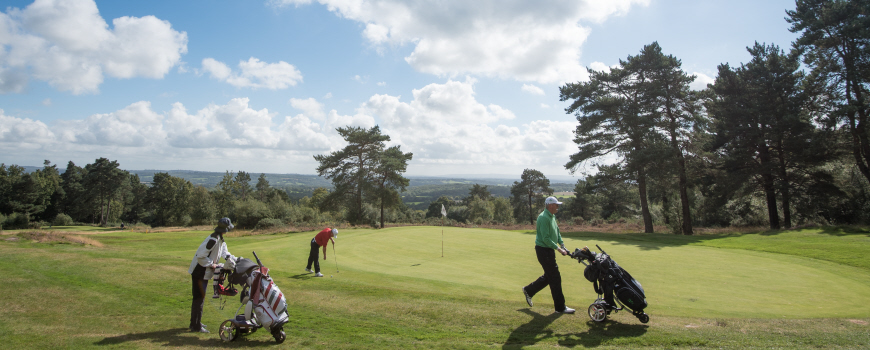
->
xmin=332 ymin=244 xmax=339 ymax=272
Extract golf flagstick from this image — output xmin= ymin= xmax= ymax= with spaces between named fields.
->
xmin=332 ymin=243 xmax=339 ymax=272
xmin=441 ymin=204 xmax=447 ymax=257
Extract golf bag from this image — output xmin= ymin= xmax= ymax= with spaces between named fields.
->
xmin=217 ymin=251 xmax=289 ymax=343
xmin=571 ymin=245 xmax=649 ymax=323
xmin=212 ymin=258 xmax=238 ymax=298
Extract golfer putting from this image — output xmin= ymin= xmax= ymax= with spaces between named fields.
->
xmin=305 ymin=227 xmax=337 ymax=277
xmin=522 ymin=197 xmax=575 ymax=314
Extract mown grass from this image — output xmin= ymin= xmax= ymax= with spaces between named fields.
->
xmin=0 ymin=226 xmax=867 ymax=349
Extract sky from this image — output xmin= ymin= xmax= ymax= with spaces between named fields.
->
xmin=0 ymin=0 xmax=801 ymax=180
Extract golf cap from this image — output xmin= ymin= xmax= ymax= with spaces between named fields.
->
xmin=331 ymin=228 xmax=338 ymax=237
xmin=545 ymin=196 xmax=563 ymax=205
xmin=217 ymin=217 xmax=234 ymax=232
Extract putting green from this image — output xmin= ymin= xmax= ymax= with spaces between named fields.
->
xmin=203 ymin=226 xmax=870 ymax=319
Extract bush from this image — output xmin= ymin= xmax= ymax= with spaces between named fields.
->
xmin=3 ymin=212 xmax=30 ymax=230
xmin=233 ymin=199 xmax=271 ymax=228
xmin=53 ymin=213 xmax=75 ymax=226
xmin=255 ymin=218 xmax=285 ymax=230
xmin=178 ymin=215 xmax=192 ymax=227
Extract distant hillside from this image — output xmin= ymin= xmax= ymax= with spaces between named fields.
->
xmin=17 ymin=166 xmax=575 ymax=207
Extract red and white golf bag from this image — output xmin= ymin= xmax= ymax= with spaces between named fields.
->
xmin=243 ymin=267 xmax=289 ymax=329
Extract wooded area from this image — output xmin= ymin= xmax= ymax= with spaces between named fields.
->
xmin=557 ymin=1 xmax=870 ymax=233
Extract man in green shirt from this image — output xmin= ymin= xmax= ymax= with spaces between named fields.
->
xmin=522 ymin=196 xmax=575 ymax=314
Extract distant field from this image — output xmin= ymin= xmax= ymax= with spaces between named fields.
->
xmin=1 ymin=226 xmax=867 ymax=349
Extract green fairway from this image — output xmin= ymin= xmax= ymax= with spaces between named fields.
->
xmin=1 ymin=226 xmax=868 ymax=349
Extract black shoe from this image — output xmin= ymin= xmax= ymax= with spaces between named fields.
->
xmin=522 ymin=287 xmax=533 ymax=307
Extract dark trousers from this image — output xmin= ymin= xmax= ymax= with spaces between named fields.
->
xmin=306 ymin=239 xmax=320 ymax=273
xmin=189 ymin=276 xmax=208 ymax=330
xmin=524 ymin=245 xmax=566 ymax=312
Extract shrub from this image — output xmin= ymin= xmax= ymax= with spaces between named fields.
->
xmin=53 ymin=213 xmax=75 ymax=226
xmin=233 ymin=199 xmax=271 ymax=228
xmin=3 ymin=212 xmax=30 ymax=230
xmin=255 ymin=218 xmax=285 ymax=230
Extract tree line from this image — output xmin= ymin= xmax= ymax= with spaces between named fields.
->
xmin=557 ymin=0 xmax=870 ymax=233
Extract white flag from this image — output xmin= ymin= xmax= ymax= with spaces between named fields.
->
xmin=441 ymin=204 xmax=447 ymax=217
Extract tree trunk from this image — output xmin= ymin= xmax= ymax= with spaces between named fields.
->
xmin=637 ymin=167 xmax=653 ymax=233
xmin=846 ymin=69 xmax=870 ymax=185
xmin=661 ymin=193 xmax=670 ymax=226
xmin=776 ymin=145 xmax=792 ymax=228
xmin=675 ymin=149 xmax=693 ymax=235
xmin=666 ymin=114 xmax=693 ymax=235
xmin=848 ymin=99 xmax=870 ymax=184
xmin=100 ymin=190 xmax=106 ymax=227
xmin=758 ymin=144 xmax=780 ymax=229
xmin=379 ymin=199 xmax=385 ymax=229
xmin=527 ymin=191 xmax=534 ymax=225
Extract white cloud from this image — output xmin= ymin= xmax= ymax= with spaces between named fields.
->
xmin=323 ymin=92 xmax=333 ymax=99
xmin=41 ymin=98 xmax=51 ymax=106
xmin=541 ymin=103 xmax=550 ymax=109
xmin=0 ymin=99 xmax=376 ymax=172
xmin=202 ymin=57 xmax=302 ymax=89
xmin=588 ymin=61 xmax=612 ymax=73
xmin=0 ymin=0 xmax=187 ymax=94
xmin=290 ymin=97 xmax=326 ymax=120
xmin=271 ymin=0 xmax=649 ymax=84
xmin=522 ymin=84 xmax=545 ymax=96
xmin=0 ymin=109 xmax=56 ymax=145
xmin=377 ymin=81 xmax=386 ymax=86
xmin=58 ymin=101 xmax=166 ymax=147
xmin=202 ymin=58 xmax=232 ymax=80
xmin=357 ymin=78 xmax=575 ymax=173
xmin=690 ymin=72 xmax=714 ymax=91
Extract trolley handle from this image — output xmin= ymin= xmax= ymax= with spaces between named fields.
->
xmin=596 ymin=244 xmax=607 ymax=255
xmin=252 ymin=251 xmax=263 ymax=268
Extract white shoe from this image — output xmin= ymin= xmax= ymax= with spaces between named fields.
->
xmin=558 ymin=306 xmax=576 ymax=314
xmin=522 ymin=287 xmax=533 ymax=307
xmin=305 ymin=268 xmax=312 ymax=273
xmin=314 ymin=272 xmax=323 ymax=277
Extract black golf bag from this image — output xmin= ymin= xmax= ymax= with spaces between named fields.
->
xmin=572 ymin=245 xmax=649 ymax=323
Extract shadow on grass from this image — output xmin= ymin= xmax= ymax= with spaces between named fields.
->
xmin=289 ymin=273 xmax=314 ymax=280
xmin=502 ymin=309 xmax=564 ymax=349
xmin=556 ymin=319 xmax=648 ymax=348
xmin=93 ymin=327 xmax=275 ymax=347
xmin=502 ymin=309 xmax=649 ymax=349
xmin=818 ymin=225 xmax=870 ymax=237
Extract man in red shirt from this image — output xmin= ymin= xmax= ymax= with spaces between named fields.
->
xmin=306 ymin=227 xmax=337 ymax=277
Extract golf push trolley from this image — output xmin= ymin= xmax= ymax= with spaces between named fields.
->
xmin=568 ymin=245 xmax=650 ymax=324
xmin=214 ymin=251 xmax=289 ymax=343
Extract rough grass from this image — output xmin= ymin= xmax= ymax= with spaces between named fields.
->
xmin=13 ymin=230 xmax=106 ymax=247
xmin=0 ymin=226 xmax=868 ymax=349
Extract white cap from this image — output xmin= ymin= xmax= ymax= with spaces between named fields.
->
xmin=545 ymin=196 xmax=563 ymax=205
xmin=331 ymin=228 xmax=338 ymax=237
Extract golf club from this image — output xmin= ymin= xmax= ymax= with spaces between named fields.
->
xmin=332 ymin=243 xmax=339 ymax=272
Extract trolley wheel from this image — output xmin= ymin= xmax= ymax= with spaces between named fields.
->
xmin=272 ymin=327 xmax=286 ymax=344
xmin=638 ymin=313 xmax=649 ymax=324
xmin=588 ymin=303 xmax=608 ymax=322
xmin=218 ymin=320 xmax=239 ymax=342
